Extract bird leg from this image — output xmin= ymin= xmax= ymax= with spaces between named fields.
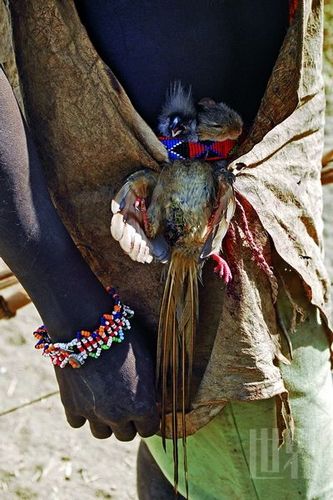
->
xmin=134 ymin=196 xmax=150 ymax=234
xmin=211 ymin=253 xmax=232 ymax=283
xmin=235 ymin=198 xmax=278 ymax=302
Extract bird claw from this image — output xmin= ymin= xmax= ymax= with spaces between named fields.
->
xmin=211 ymin=254 xmax=232 ymax=283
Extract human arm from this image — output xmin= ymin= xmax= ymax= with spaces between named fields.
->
xmin=0 ymin=67 xmax=159 ymax=439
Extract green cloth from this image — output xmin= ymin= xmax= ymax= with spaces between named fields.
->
xmin=146 ymin=307 xmax=333 ymax=499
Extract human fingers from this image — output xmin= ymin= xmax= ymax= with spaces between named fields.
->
xmin=134 ymin=236 xmax=152 ymax=263
xmin=89 ymin=420 xmax=113 ymax=439
xmin=116 ymin=220 xmax=153 ymax=264
xmin=111 ymin=421 xmax=137 ymax=442
xmin=128 ymin=232 xmax=143 ymax=261
xmin=65 ymin=409 xmax=86 ymax=428
xmin=134 ymin=411 xmax=160 ymax=438
xmin=110 ymin=212 xmax=126 ymax=241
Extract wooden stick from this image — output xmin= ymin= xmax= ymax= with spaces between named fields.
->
xmin=0 ymin=269 xmax=14 ymax=280
xmin=322 ymin=163 xmax=333 ymax=185
xmin=321 ymin=150 xmax=333 ymax=185
xmin=0 ymin=289 xmax=31 ymax=319
xmin=7 ymin=290 xmax=31 ymax=312
xmin=322 ymin=149 xmax=333 ymax=167
xmin=0 ymin=273 xmax=18 ymax=291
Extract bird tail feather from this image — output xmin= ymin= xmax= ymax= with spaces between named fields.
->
xmin=157 ymin=249 xmax=198 ymax=497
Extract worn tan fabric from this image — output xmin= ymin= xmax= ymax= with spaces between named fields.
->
xmin=0 ymin=2 xmax=11 ymax=64
xmin=0 ymin=1 xmax=21 ymax=106
xmin=3 ymin=0 xmax=332 ymax=435
xmin=195 ymin=0 xmax=333 ymax=422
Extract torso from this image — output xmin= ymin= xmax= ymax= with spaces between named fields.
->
xmin=75 ymin=0 xmax=289 ymax=128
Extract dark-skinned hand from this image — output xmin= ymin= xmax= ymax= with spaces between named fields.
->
xmin=55 ymin=322 xmax=160 ymax=441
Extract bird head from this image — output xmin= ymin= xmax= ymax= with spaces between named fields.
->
xmin=168 ymin=113 xmax=197 ymax=138
xmin=158 ymin=81 xmax=198 ymax=141
xmin=197 ymin=98 xmax=243 ymax=142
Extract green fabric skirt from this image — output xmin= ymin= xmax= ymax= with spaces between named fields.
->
xmin=145 ymin=307 xmax=333 ymax=499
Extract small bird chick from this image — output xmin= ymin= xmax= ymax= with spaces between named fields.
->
xmin=197 ymin=97 xmax=243 ymax=142
xmin=158 ymin=81 xmax=198 ymax=141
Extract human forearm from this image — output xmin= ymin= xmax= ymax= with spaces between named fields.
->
xmin=0 ymin=67 xmax=112 ymax=340
xmin=0 ymin=68 xmax=159 ymax=441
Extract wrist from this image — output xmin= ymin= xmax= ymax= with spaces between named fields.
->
xmin=43 ymin=291 xmax=114 ymax=342
xmin=34 ymin=288 xmax=134 ymax=368
xmin=3 ymin=236 xmax=115 ymax=341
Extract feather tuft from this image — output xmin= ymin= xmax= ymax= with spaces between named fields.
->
xmin=157 ymin=249 xmax=198 ymax=496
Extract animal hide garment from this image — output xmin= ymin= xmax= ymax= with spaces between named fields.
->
xmin=3 ymin=0 xmax=332 ymax=437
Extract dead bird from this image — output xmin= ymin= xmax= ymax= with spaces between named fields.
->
xmin=197 ymin=97 xmax=243 ymax=141
xmin=110 ymin=159 xmax=235 ymax=495
xmin=157 ymin=81 xmax=198 ymax=141
xmin=111 ymin=81 xmax=238 ymax=496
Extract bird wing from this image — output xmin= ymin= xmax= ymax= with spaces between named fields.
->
xmin=111 ymin=169 xmax=170 ymax=263
xmin=200 ymin=169 xmax=236 ymax=260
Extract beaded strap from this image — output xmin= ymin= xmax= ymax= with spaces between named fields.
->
xmin=33 ymin=288 xmax=134 ymax=368
xmin=158 ymin=136 xmax=238 ymax=162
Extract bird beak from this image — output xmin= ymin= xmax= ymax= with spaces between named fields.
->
xmin=171 ymin=128 xmax=182 ymax=138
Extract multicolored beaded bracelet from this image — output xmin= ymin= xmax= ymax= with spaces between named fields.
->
xmin=33 ymin=288 xmax=134 ymax=369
